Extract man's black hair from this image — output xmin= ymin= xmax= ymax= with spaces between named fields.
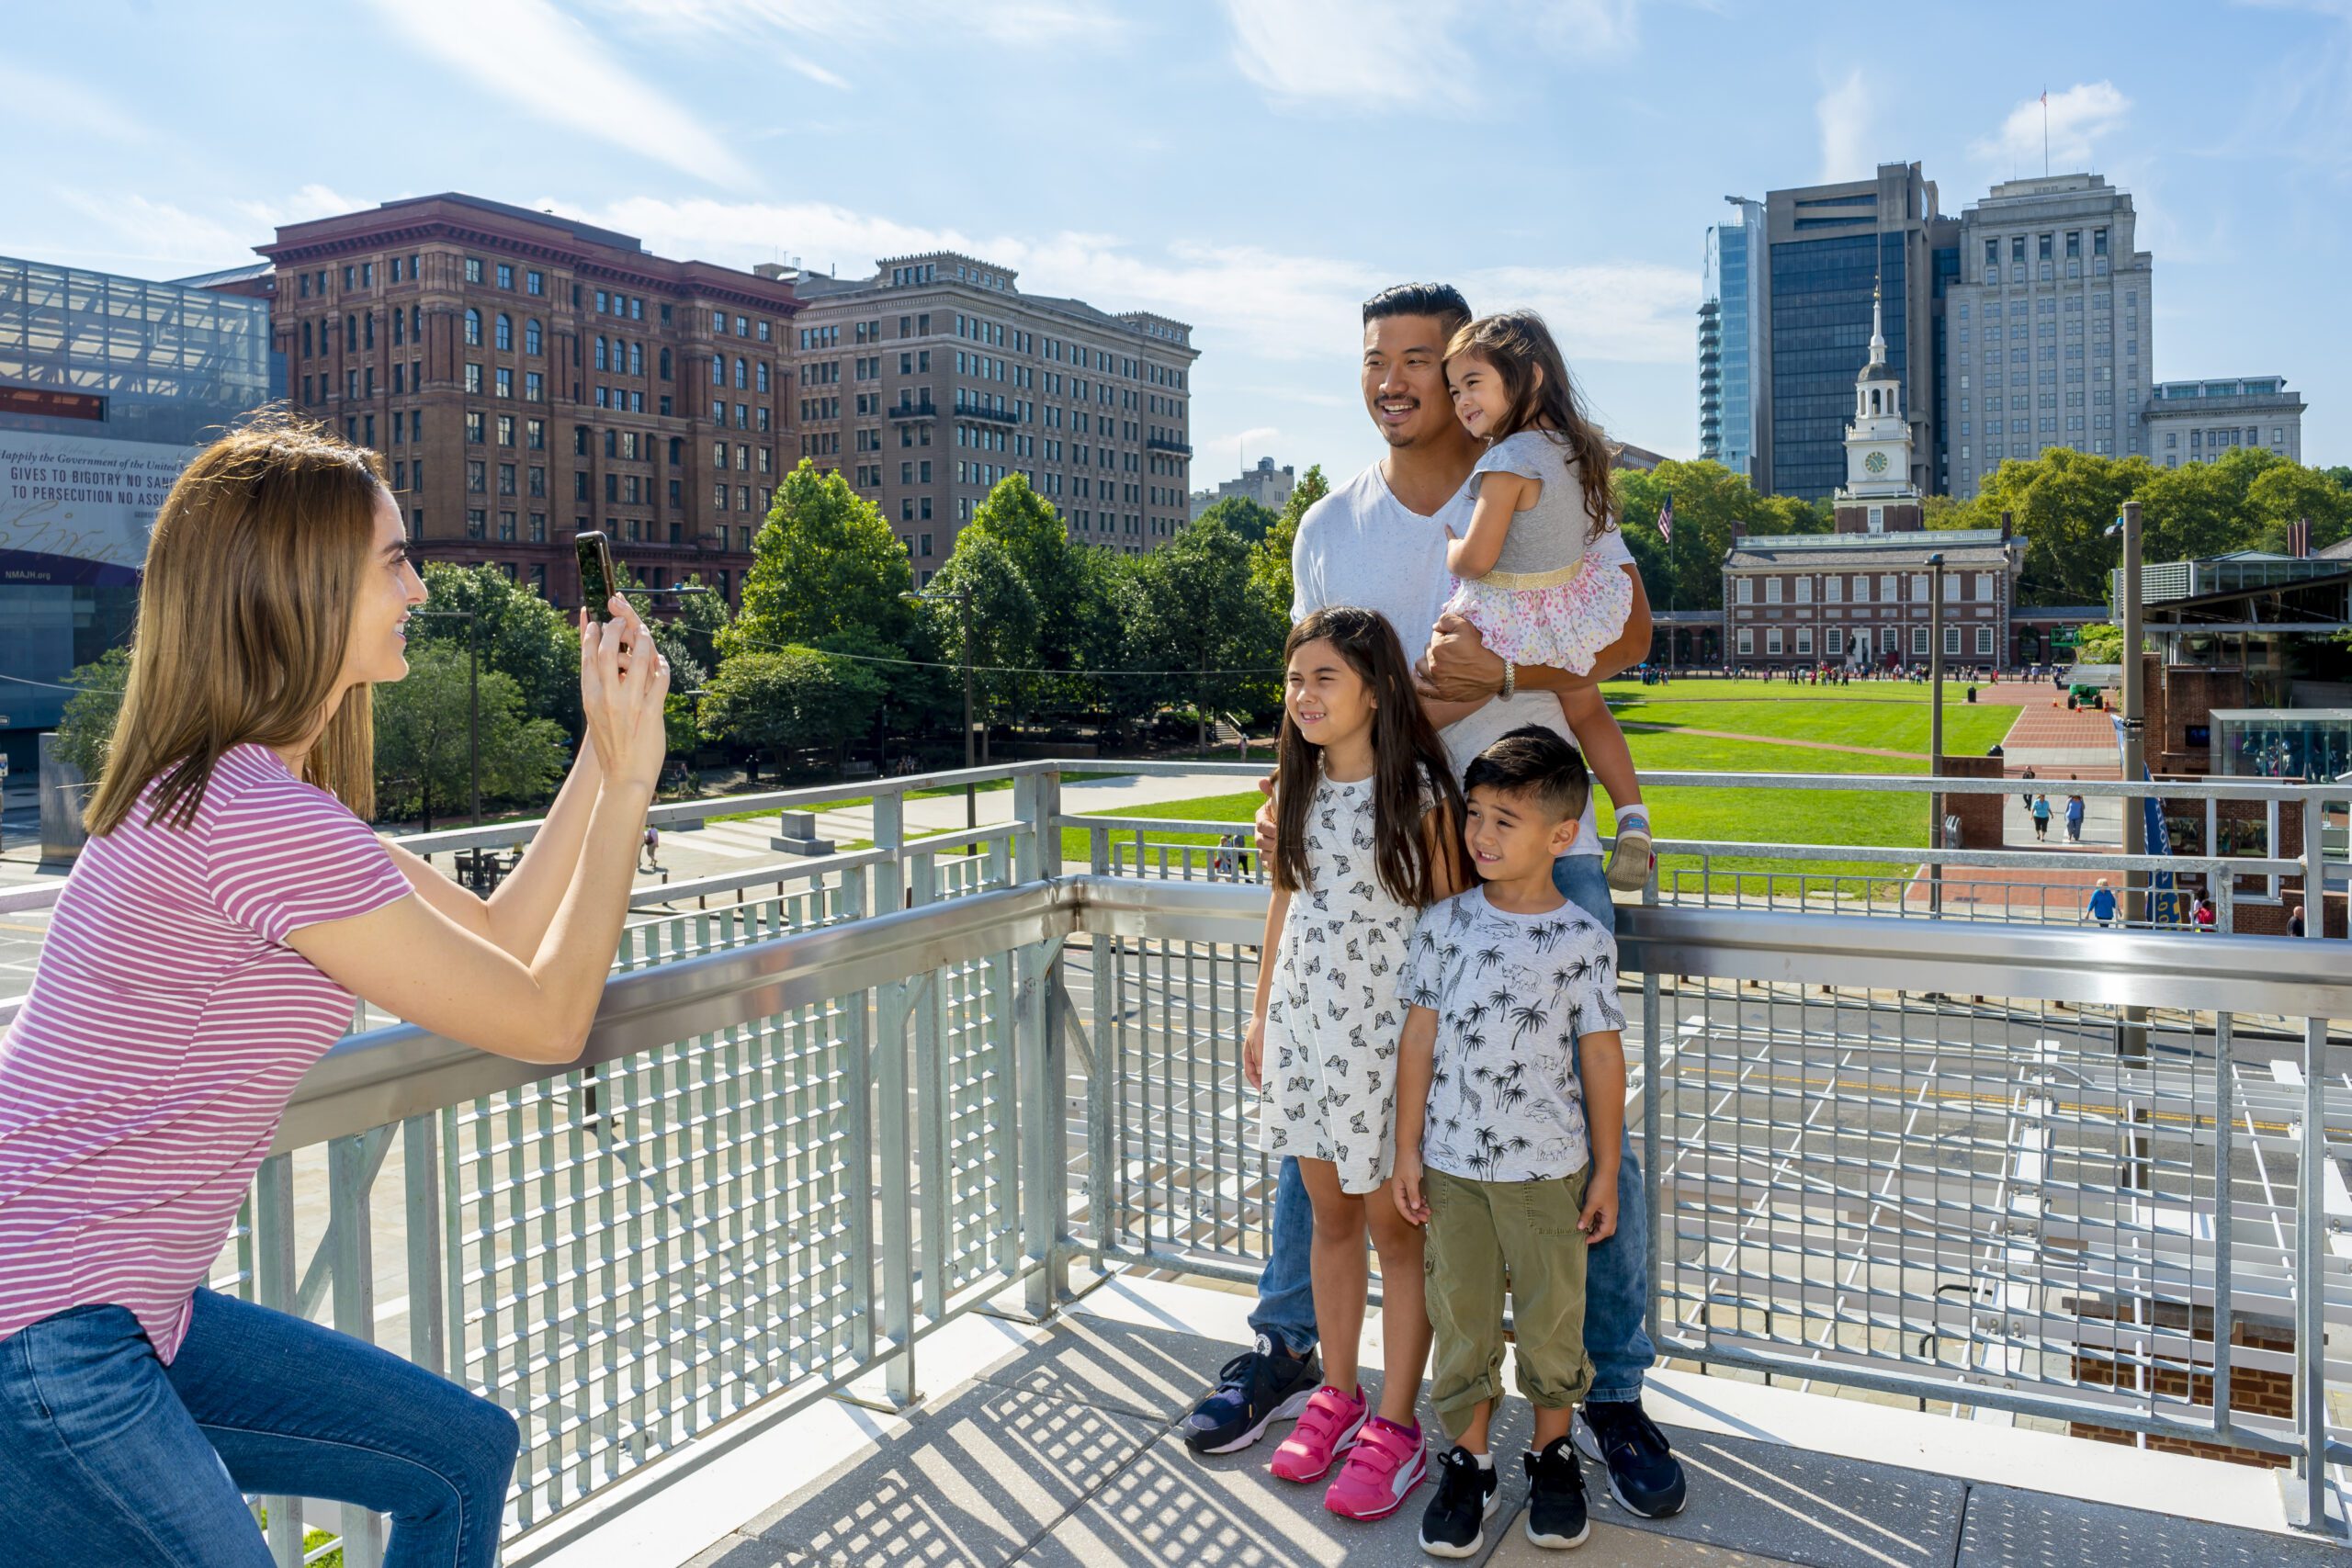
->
xmin=1362 ymin=282 xmax=1471 ymax=328
xmin=1463 ymin=725 xmax=1589 ymax=821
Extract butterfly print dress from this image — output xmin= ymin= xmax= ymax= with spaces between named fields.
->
xmin=1258 ymin=775 xmax=1419 ymax=1195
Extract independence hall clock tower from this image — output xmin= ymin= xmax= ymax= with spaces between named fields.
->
xmin=1834 ymin=278 xmax=1922 ymax=536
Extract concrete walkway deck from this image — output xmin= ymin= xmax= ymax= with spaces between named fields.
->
xmin=528 ymin=1276 xmax=2335 ymax=1568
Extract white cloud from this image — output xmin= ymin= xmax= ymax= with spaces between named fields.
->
xmin=574 ymin=196 xmax=1381 ymax=363
xmin=0 ymin=63 xmax=151 ymax=146
xmin=362 ymin=0 xmax=754 ymax=187
xmin=1197 ymin=425 xmax=1285 ymax=480
xmin=51 ymin=185 xmax=370 ymax=276
xmin=1460 ymin=264 xmax=1695 ymax=366
xmin=1222 ymin=0 xmax=1648 ymax=112
xmin=1815 ymin=67 xmax=1875 ymax=183
xmin=2227 ymin=1 xmax=2352 ymax=178
xmin=571 ymin=197 xmax=1693 ymax=380
xmin=579 ymin=0 xmax=1132 ymax=89
xmin=1226 ymin=0 xmax=1477 ymax=112
xmin=1970 ymin=82 xmax=2132 ymax=175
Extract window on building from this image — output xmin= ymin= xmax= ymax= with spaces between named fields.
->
xmin=1766 ymin=628 xmax=1783 ymax=657
xmin=1736 ymin=577 xmax=1753 ymax=604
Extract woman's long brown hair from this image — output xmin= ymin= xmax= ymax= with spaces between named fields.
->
xmin=1446 ymin=310 xmax=1618 ymax=547
xmin=85 ymin=412 xmax=389 ymax=836
xmin=1272 ymin=607 xmax=1464 ymax=907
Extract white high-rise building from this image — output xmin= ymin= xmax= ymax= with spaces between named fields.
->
xmin=1941 ymin=174 xmax=2154 ymax=499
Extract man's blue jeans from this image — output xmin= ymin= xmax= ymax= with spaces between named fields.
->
xmin=0 ymin=1288 xmax=519 ymax=1566
xmin=1249 ymin=853 xmax=1657 ymax=1403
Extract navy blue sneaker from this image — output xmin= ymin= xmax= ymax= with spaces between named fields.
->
xmin=1574 ymin=1399 xmax=1689 ymax=1518
xmin=1181 ymin=1334 xmax=1320 ymax=1455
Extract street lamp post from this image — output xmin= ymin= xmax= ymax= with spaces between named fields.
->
xmin=2111 ymin=502 xmax=2150 ymax=1077
xmin=1926 ymin=553 xmax=1946 ymax=917
xmin=904 ymin=579 xmax=978 ymax=829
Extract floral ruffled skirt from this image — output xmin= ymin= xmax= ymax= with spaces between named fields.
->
xmin=1442 ymin=556 xmax=1633 ymax=675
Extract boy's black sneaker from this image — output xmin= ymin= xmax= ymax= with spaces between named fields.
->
xmin=1574 ymin=1399 xmax=1689 ymax=1517
xmin=1181 ymin=1334 xmax=1320 ymax=1454
xmin=1521 ymin=1436 xmax=1590 ymax=1550
xmin=1417 ymin=1445 xmax=1501 ymax=1558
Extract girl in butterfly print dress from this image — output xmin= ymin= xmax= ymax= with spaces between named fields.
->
xmin=1241 ymin=607 xmax=1467 ymax=1517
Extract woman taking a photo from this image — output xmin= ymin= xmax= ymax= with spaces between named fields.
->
xmin=0 ymin=416 xmax=670 ymax=1566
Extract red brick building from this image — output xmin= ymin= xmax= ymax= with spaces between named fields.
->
xmin=224 ymin=194 xmax=800 ymax=608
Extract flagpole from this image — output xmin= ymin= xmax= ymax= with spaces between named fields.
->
xmin=2042 ymin=87 xmax=2050 ymax=176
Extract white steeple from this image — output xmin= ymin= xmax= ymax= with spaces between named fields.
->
xmin=1839 ymin=265 xmax=1915 ymax=504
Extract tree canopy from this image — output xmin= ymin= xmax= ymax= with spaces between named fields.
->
xmin=1194 ymin=494 xmax=1280 ymax=546
xmin=698 ymin=647 xmax=888 ymax=766
xmin=372 ymin=646 xmax=568 ymax=828
xmin=1247 ymin=463 xmax=1328 ymax=617
xmin=727 ymin=459 xmax=916 ymax=659
xmin=410 ymin=562 xmax=582 ymax=730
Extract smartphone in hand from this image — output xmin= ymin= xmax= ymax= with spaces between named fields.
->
xmin=575 ymin=530 xmax=618 ymax=621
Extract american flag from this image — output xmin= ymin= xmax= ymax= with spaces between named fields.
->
xmin=1657 ymin=491 xmax=1674 ymax=543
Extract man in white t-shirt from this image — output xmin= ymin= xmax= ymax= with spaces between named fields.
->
xmin=1184 ymin=284 xmax=1688 ymax=1522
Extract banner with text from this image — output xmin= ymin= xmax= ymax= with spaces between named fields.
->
xmin=0 ymin=430 xmax=192 ymax=586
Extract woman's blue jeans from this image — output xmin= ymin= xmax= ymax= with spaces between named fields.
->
xmin=1248 ymin=853 xmax=1658 ymax=1403
xmin=0 ymin=1287 xmax=518 ymax=1567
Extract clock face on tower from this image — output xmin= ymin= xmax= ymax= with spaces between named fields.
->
xmin=1864 ymin=450 xmax=1890 ymax=475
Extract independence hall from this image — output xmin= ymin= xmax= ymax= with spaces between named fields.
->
xmin=210 ymin=194 xmax=799 ymax=608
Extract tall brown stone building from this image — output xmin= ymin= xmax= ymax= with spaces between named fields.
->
xmin=776 ymin=251 xmax=1196 ymax=584
xmin=224 ymin=194 xmax=799 ymax=607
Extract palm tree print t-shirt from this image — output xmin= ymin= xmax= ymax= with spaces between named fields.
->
xmin=1401 ymin=886 xmax=1624 ymax=1183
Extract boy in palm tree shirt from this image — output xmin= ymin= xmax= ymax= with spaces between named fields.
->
xmin=1393 ymin=727 xmax=1626 ymax=1555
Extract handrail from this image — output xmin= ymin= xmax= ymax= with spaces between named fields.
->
xmin=273 ymin=878 xmax=1069 ymax=1150
xmin=274 ymin=874 xmax=2352 ymax=1151
xmin=6 ymin=755 xmax=2337 ymax=917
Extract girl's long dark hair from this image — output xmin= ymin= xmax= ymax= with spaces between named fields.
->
xmin=1272 ymin=607 xmax=1464 ymax=907
xmin=1446 ymin=310 xmax=1617 ymax=547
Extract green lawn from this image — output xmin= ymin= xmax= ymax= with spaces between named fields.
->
xmin=1607 ymin=690 xmax=2017 ymax=756
xmin=1060 ymin=684 xmax=2024 ymax=898
xmin=1061 ymin=789 xmax=1266 ymax=866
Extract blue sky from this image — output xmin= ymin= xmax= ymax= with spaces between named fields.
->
xmin=6 ymin=0 xmax=2347 ymax=487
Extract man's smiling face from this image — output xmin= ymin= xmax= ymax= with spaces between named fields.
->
xmin=1361 ymin=313 xmax=1459 ymax=450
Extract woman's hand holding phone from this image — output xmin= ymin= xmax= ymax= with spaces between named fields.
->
xmin=581 ymin=595 xmax=669 ymax=790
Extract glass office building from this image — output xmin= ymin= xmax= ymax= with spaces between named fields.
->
xmin=1767 ymin=230 xmax=1908 ymax=502
xmin=0 ymin=254 xmax=276 ymax=771
xmin=1699 ymin=198 xmax=1762 ymax=482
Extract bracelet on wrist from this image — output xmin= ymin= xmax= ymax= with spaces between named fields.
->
xmin=1499 ymin=660 xmax=1517 ymax=701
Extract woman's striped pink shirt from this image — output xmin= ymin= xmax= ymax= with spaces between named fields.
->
xmin=0 ymin=744 xmax=410 ymax=1361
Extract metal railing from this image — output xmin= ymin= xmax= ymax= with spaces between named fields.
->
xmin=23 ymin=761 xmax=2352 ymax=1558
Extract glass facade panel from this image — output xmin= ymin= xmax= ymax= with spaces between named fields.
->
xmin=1769 ymin=232 xmax=1908 ymax=501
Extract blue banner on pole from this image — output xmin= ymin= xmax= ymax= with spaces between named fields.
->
xmin=2112 ymin=713 xmax=2179 ymax=925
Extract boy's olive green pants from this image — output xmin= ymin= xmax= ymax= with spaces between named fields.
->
xmin=1422 ymin=1166 xmax=1593 ymax=1439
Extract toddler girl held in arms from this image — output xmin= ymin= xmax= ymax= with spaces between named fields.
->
xmin=1441 ymin=310 xmax=1654 ymax=892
